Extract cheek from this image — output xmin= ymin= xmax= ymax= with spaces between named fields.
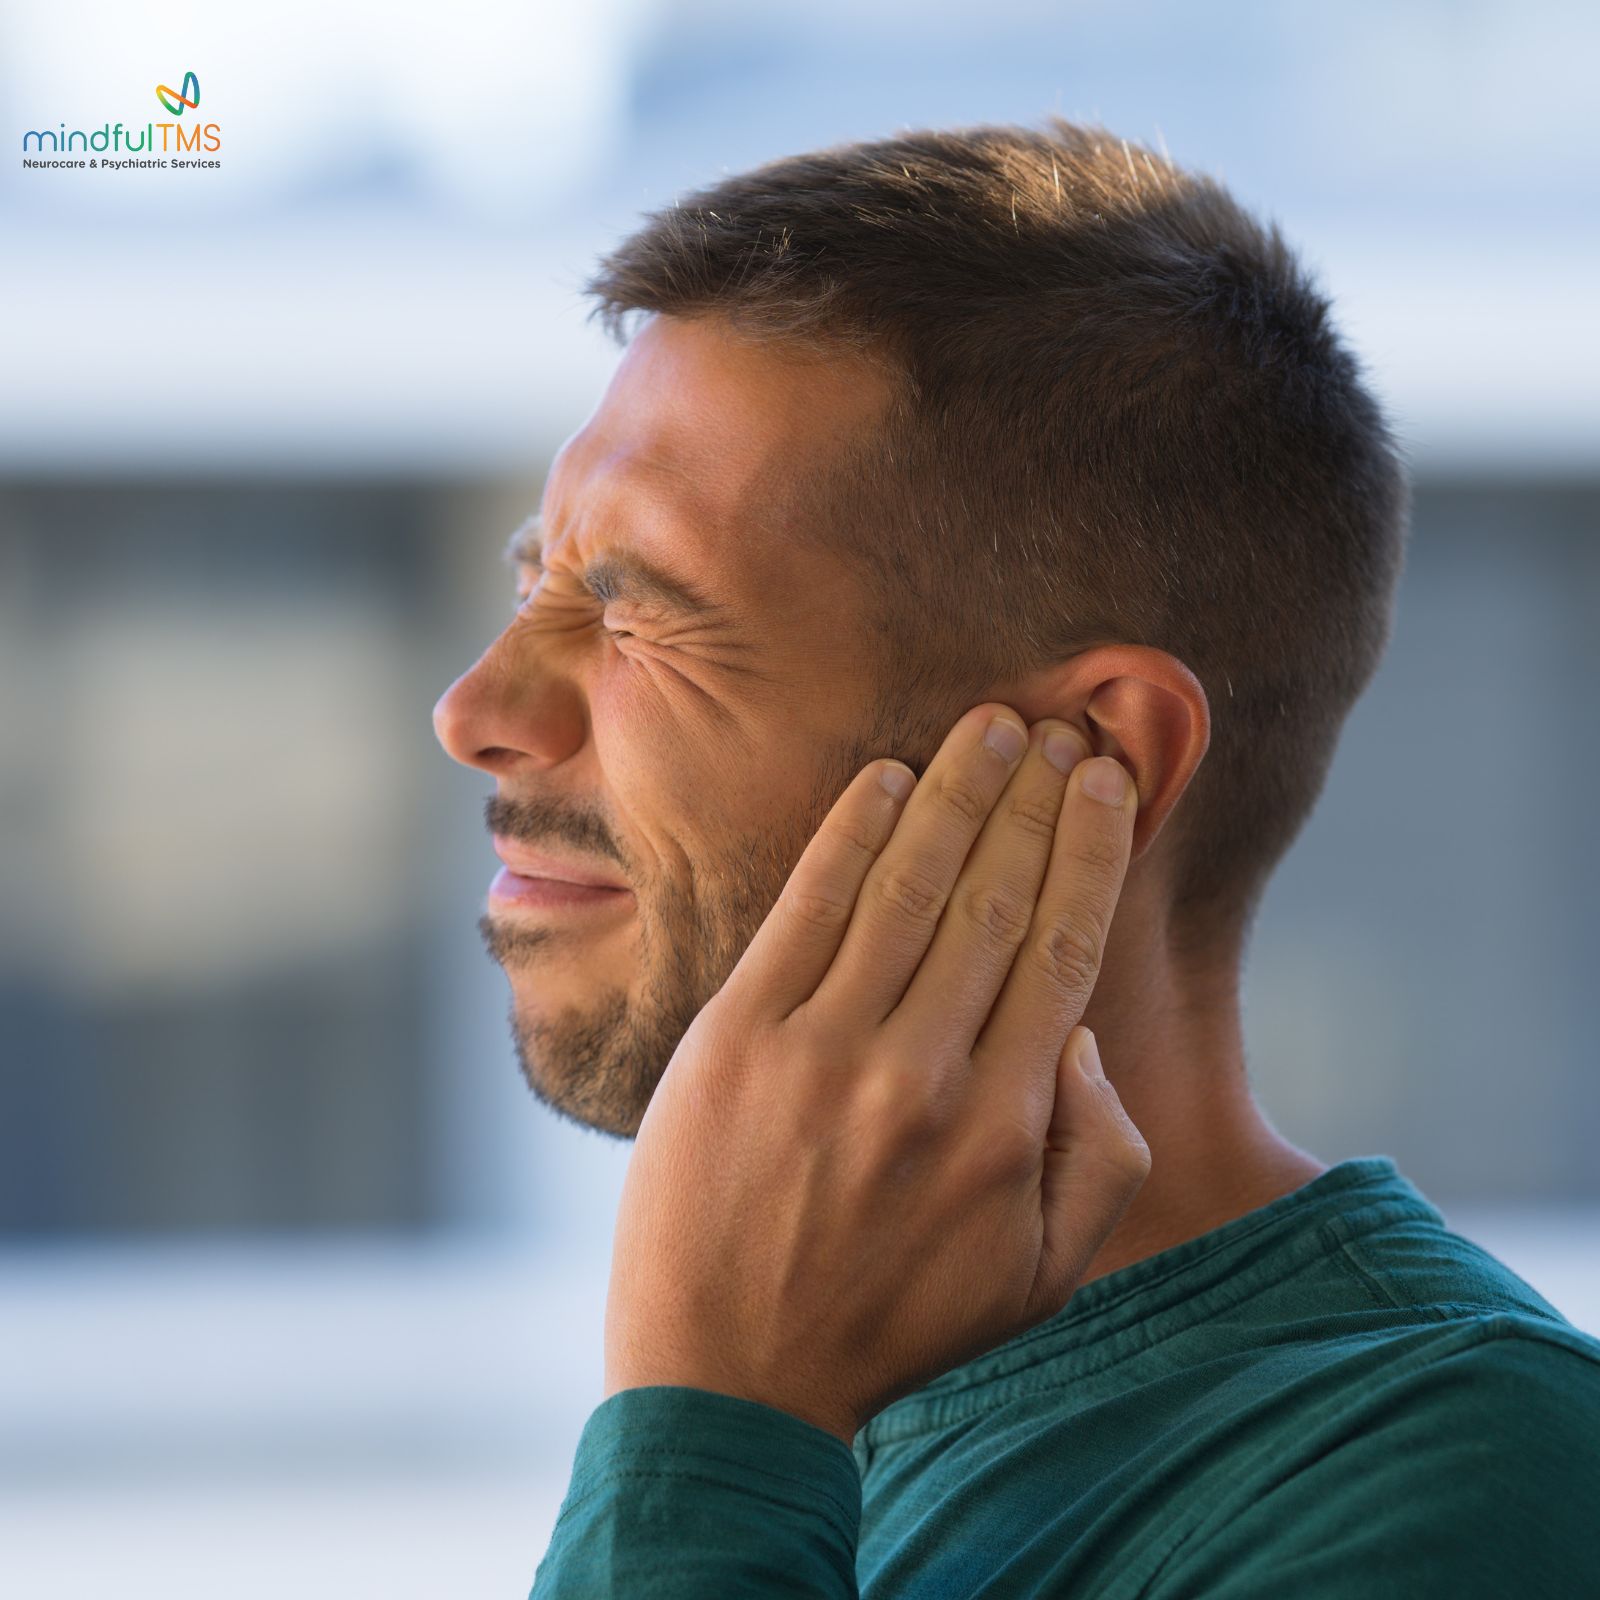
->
xmin=594 ymin=651 xmax=739 ymax=814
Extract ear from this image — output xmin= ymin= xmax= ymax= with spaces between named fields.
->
xmin=991 ymin=645 xmax=1209 ymax=862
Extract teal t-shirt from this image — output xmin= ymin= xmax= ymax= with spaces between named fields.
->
xmin=531 ymin=1155 xmax=1600 ymax=1597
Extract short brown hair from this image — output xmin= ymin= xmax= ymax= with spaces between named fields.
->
xmin=582 ymin=116 xmax=1411 ymax=951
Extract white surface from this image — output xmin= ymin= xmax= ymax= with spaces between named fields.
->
xmin=2 ymin=2 xmax=1595 ymax=476
xmin=0 ymin=1240 xmax=609 ymax=1600
xmin=1 ymin=1213 xmax=1595 ymax=1599
xmin=6 ymin=1476 xmax=572 ymax=1600
xmin=3 ymin=221 xmax=1595 ymax=477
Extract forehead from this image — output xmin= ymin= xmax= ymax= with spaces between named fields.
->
xmin=540 ymin=315 xmax=894 ymax=594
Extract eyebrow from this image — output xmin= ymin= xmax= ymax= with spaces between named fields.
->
xmin=502 ymin=514 xmax=729 ymax=623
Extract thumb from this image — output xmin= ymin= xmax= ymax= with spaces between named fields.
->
xmin=1028 ymin=1025 xmax=1152 ymax=1322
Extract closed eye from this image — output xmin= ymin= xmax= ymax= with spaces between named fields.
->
xmin=514 ymin=580 xmax=636 ymax=644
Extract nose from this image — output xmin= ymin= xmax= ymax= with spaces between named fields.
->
xmin=432 ymin=634 xmax=585 ymax=778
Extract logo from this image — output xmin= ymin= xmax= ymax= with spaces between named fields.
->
xmin=155 ymin=72 xmax=200 ymax=117
xmin=21 ymin=69 xmax=221 ymax=168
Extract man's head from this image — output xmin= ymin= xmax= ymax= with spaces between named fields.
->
xmin=433 ymin=116 xmax=1410 ymax=1139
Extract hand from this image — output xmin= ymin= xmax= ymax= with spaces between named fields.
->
xmin=603 ymin=703 xmax=1150 ymax=1445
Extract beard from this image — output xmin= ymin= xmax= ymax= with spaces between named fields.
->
xmin=477 ymin=714 xmax=911 ymax=1141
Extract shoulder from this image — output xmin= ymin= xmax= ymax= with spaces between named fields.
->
xmin=1276 ymin=1313 xmax=1600 ymax=1505
xmin=1296 ymin=1313 xmax=1600 ymax=1497
xmin=1151 ymin=1317 xmax=1600 ymax=1599
xmin=1381 ymin=1310 xmax=1600 ymax=1407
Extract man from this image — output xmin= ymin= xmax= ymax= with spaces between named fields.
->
xmin=433 ymin=118 xmax=1600 ymax=1596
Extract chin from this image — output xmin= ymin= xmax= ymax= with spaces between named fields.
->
xmin=507 ymin=980 xmax=654 ymax=1140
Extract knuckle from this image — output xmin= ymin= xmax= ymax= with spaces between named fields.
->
xmin=857 ymin=1053 xmax=955 ymax=1146
xmin=935 ymin=768 xmax=994 ymax=826
xmin=958 ymin=879 xmax=1035 ymax=946
xmin=782 ymin=885 xmax=855 ymax=936
xmin=1028 ymin=916 xmax=1105 ymax=999
xmin=1004 ymin=791 xmax=1061 ymax=843
xmin=676 ymin=1008 xmax=763 ymax=1100
xmin=781 ymin=1007 xmax=857 ymax=1083
xmin=1107 ymin=1132 xmax=1154 ymax=1190
xmin=1106 ymin=1097 xmax=1153 ymax=1176
xmin=875 ymin=863 xmax=945 ymax=926
xmin=784 ymin=1002 xmax=843 ymax=1056
xmin=1073 ymin=822 xmax=1128 ymax=877
xmin=833 ymin=814 xmax=885 ymax=864
xmin=1074 ymin=1128 xmax=1143 ymax=1193
xmin=1123 ymin=1132 xmax=1154 ymax=1180
xmin=1084 ymin=1078 xmax=1153 ymax=1178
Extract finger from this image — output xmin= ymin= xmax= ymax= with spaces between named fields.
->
xmin=721 ymin=758 xmax=916 ymax=1019
xmin=889 ymin=718 xmax=1091 ymax=1056
xmin=805 ymin=703 xmax=1030 ymax=1028
xmin=1026 ymin=1026 xmax=1150 ymax=1322
xmin=973 ymin=754 xmax=1137 ymax=1112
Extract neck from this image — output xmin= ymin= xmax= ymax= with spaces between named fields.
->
xmin=1074 ymin=905 xmax=1328 ymax=1287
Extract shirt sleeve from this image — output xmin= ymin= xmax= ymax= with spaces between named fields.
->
xmin=1147 ymin=1328 xmax=1600 ymax=1600
xmin=529 ymin=1385 xmax=862 ymax=1598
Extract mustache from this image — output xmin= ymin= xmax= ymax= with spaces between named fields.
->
xmin=483 ymin=792 xmax=624 ymax=868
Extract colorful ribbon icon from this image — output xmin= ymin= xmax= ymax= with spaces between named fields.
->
xmin=155 ymin=71 xmax=201 ymax=116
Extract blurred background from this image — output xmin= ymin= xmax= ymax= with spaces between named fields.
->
xmin=2 ymin=1 xmax=1597 ymax=1595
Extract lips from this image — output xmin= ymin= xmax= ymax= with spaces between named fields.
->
xmin=490 ymin=836 xmax=629 ymax=891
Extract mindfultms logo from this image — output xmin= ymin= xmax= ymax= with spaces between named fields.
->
xmin=155 ymin=71 xmax=201 ymax=117
xmin=21 ymin=69 xmax=222 ymax=170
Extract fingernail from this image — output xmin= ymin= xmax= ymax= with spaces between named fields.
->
xmin=879 ymin=762 xmax=915 ymax=801
xmin=1080 ymin=757 xmax=1129 ymax=805
xmin=1043 ymin=726 xmax=1087 ymax=774
xmin=1076 ymin=1029 xmax=1104 ymax=1081
xmin=984 ymin=716 xmax=1027 ymax=763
